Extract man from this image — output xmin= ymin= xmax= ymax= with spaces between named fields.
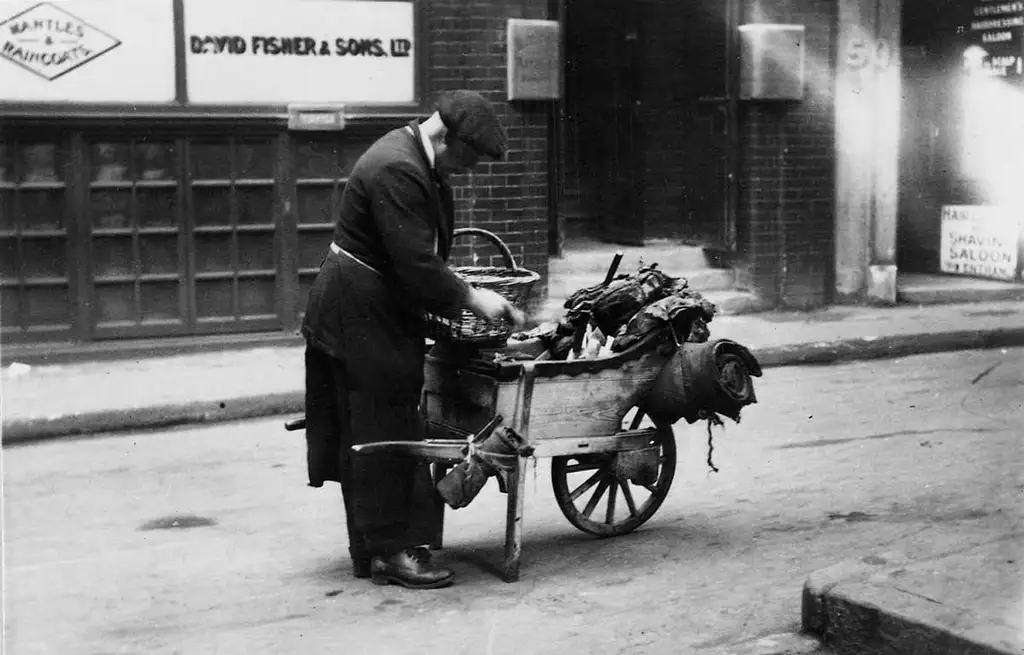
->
xmin=302 ymin=90 xmax=525 ymax=590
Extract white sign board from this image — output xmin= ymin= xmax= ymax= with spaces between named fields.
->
xmin=0 ymin=0 xmax=176 ymax=103
xmin=940 ymin=205 xmax=1020 ymax=281
xmin=184 ymin=0 xmax=416 ymax=105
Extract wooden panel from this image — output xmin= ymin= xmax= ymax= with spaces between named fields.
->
xmin=424 ymin=346 xmax=671 ymax=443
xmin=87 ymin=137 xmax=187 ymax=333
xmin=422 ymin=362 xmax=498 ymax=434
xmin=497 ymin=363 xmax=663 ymax=441
xmin=0 ymin=136 xmax=73 ymax=339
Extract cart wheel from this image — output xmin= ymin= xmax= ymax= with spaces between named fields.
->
xmin=550 ymin=407 xmax=676 ymax=537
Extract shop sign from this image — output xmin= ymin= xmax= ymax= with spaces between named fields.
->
xmin=507 ymin=19 xmax=561 ymax=101
xmin=183 ymin=0 xmax=416 ymax=105
xmin=962 ymin=0 xmax=1024 ymax=78
xmin=0 ymin=0 xmax=176 ymax=103
xmin=940 ymin=205 xmax=1020 ymax=281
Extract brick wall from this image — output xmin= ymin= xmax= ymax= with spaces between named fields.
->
xmin=736 ymin=0 xmax=837 ymax=308
xmin=427 ymin=0 xmax=553 ymax=314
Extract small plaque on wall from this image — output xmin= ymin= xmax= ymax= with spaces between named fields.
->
xmin=287 ymin=104 xmax=346 ymax=131
xmin=507 ymin=19 xmax=561 ymax=101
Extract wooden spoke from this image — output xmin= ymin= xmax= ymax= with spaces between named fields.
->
xmin=570 ymin=469 xmax=604 ymax=502
xmin=643 ymin=483 xmax=658 ymax=494
xmin=605 ymin=482 xmax=618 ymax=524
xmin=629 ymin=409 xmax=646 ymax=431
xmin=582 ymin=478 xmax=611 ymax=518
xmin=620 ymin=481 xmax=639 ymax=517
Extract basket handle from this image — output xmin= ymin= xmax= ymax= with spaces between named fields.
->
xmin=452 ymin=227 xmax=519 ymax=271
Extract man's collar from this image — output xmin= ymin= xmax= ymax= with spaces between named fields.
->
xmin=419 ymin=124 xmax=436 ymax=169
xmin=407 ymin=123 xmax=436 ymax=169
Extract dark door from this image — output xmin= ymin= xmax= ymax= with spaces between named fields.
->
xmin=562 ymin=0 xmax=646 ymax=246
xmin=597 ymin=0 xmax=645 ymax=246
xmin=677 ymin=0 xmax=737 ymax=251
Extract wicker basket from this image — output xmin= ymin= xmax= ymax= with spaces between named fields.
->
xmin=426 ymin=227 xmax=540 ymax=347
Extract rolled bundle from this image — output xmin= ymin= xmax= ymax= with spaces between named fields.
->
xmin=641 ymin=338 xmax=762 ymax=425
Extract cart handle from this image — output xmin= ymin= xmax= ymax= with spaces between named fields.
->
xmin=352 ymin=414 xmax=504 ymax=458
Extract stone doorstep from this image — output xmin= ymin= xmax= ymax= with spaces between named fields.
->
xmin=545 ymin=267 xmax=737 ymax=298
xmin=534 ymin=288 xmax=768 ymax=325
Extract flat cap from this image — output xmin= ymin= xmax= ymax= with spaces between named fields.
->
xmin=435 ymin=90 xmax=509 ymax=160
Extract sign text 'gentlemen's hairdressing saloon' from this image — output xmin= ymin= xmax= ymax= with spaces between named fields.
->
xmin=184 ymin=0 xmax=416 ymax=105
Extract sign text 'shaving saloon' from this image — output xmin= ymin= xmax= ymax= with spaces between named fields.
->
xmin=0 ymin=0 xmax=176 ymax=103
xmin=184 ymin=0 xmax=416 ymax=105
xmin=940 ymin=205 xmax=1020 ymax=281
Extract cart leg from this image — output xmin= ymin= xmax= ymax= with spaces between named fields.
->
xmin=502 ymin=455 xmax=529 ymax=583
xmin=429 ymin=463 xmax=448 ymax=551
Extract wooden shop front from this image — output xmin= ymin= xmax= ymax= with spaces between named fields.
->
xmin=1 ymin=0 xmax=425 ymax=344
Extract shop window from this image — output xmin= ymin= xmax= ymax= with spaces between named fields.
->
xmin=0 ymin=137 xmax=71 ymax=338
xmin=0 ymin=144 xmax=11 ymax=182
xmin=88 ymin=139 xmax=183 ymax=332
xmin=189 ymin=137 xmax=277 ymax=324
xmin=294 ymin=132 xmax=375 ymax=312
xmin=20 ymin=143 xmax=64 ymax=183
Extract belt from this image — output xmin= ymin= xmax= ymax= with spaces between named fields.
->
xmin=329 ymin=242 xmax=382 ymax=276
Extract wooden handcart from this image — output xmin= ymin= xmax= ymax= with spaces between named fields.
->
xmin=353 ymin=333 xmax=681 ymax=583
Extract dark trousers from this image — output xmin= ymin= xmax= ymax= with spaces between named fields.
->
xmin=304 ymin=345 xmax=441 ymax=559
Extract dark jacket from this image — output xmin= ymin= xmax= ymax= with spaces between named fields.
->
xmin=301 ymin=121 xmax=471 ymax=486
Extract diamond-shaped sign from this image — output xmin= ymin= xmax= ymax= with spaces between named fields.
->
xmin=0 ymin=2 xmax=121 ymax=81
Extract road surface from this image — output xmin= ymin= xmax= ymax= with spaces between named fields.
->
xmin=4 ymin=347 xmax=1022 ymax=654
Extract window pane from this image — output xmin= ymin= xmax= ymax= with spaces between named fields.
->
xmin=95 ymin=283 xmax=135 ymax=323
xmin=20 ymin=143 xmax=64 ymax=183
xmin=237 ymin=234 xmax=274 ymax=270
xmin=24 ymin=285 xmax=69 ymax=325
xmin=92 ymin=142 xmax=131 ymax=182
xmin=196 ymin=279 xmax=234 ymax=318
xmin=137 ymin=189 xmax=177 ymax=228
xmin=195 ymin=233 xmax=233 ymax=272
xmin=0 ymin=144 xmax=12 ymax=183
xmin=295 ymin=137 xmax=341 ymax=179
xmin=193 ymin=187 xmax=231 ymax=226
xmin=298 ymin=231 xmax=331 ymax=270
xmin=237 ymin=141 xmax=274 ymax=179
xmin=191 ymin=141 xmax=232 ymax=180
xmin=1 ymin=287 xmax=19 ymax=326
xmin=93 ymin=237 xmax=135 ymax=277
xmin=296 ymin=188 xmax=333 ymax=225
xmin=140 ymin=281 xmax=181 ymax=321
xmin=139 ymin=235 xmax=179 ymax=275
xmin=0 ymin=190 xmax=14 ymax=231
xmin=21 ymin=238 xmax=67 ymax=278
xmin=339 ymin=137 xmax=375 ymax=176
xmin=238 ymin=278 xmax=276 ymax=316
xmin=237 ymin=187 xmax=273 ymax=225
xmin=21 ymin=190 xmax=63 ymax=231
xmin=135 ymin=141 xmax=176 ymax=181
xmin=92 ymin=190 xmax=132 ymax=230
xmin=0 ymin=237 xmax=19 ymax=279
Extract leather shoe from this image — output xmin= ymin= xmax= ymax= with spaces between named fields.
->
xmin=352 ymin=557 xmax=372 ymax=579
xmin=371 ymin=548 xmax=455 ymax=589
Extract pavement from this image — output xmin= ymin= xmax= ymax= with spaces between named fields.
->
xmin=2 ymin=296 xmax=1023 ymax=655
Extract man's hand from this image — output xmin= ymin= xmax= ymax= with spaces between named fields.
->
xmin=467 ymin=287 xmax=526 ymax=328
